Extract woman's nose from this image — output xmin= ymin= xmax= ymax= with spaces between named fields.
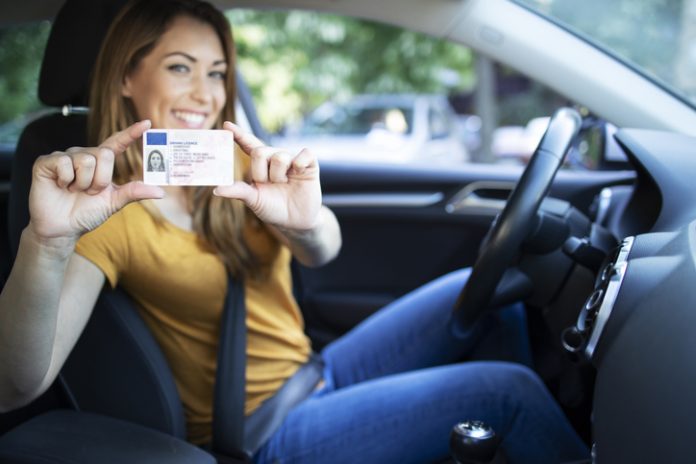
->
xmin=190 ymin=74 xmax=213 ymax=104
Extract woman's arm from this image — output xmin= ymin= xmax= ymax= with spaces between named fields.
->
xmin=215 ymin=122 xmax=342 ymax=267
xmin=0 ymin=233 xmax=104 ymax=411
xmin=268 ymin=205 xmax=341 ymax=267
xmin=0 ymin=120 xmax=163 ymax=412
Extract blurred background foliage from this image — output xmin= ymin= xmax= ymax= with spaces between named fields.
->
xmin=227 ymin=10 xmax=478 ymax=133
xmin=0 ymin=21 xmax=50 ymax=124
xmin=0 ymin=9 xmax=561 ymax=136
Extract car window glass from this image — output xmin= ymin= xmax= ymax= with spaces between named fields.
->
xmin=299 ymin=101 xmax=413 ymax=136
xmin=0 ymin=21 xmax=51 ymax=152
xmin=516 ymin=0 xmax=695 ymax=111
xmin=227 ymin=9 xmax=607 ymax=171
xmin=0 ymin=12 xmax=608 ymax=172
xmin=0 ymin=19 xmax=262 ymax=155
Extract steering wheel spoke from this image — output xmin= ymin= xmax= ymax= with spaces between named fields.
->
xmin=451 ymin=107 xmax=582 ymax=336
xmin=489 ymin=267 xmax=534 ymax=308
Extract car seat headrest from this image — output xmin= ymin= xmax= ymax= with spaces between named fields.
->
xmin=38 ymin=0 xmax=128 ymax=107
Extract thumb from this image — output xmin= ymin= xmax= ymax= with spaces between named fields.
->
xmin=213 ymin=181 xmax=258 ymax=206
xmin=112 ymin=181 xmax=165 ymax=210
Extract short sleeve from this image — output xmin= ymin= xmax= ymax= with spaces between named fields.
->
xmin=75 ymin=206 xmax=131 ymax=288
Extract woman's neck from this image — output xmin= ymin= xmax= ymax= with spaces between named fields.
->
xmin=153 ymin=186 xmax=193 ymax=231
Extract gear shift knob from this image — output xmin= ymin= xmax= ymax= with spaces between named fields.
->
xmin=449 ymin=420 xmax=502 ymax=464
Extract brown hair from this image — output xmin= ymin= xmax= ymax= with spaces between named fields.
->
xmin=88 ymin=0 xmax=260 ymax=277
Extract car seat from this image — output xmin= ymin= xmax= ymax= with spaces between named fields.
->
xmin=0 ymin=0 xmax=253 ymax=461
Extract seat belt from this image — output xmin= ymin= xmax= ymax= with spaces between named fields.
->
xmin=212 ymin=274 xmax=247 ymax=459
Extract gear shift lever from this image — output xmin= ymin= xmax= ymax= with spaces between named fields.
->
xmin=449 ymin=421 xmax=505 ymax=464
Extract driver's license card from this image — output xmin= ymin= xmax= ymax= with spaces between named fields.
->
xmin=143 ymin=129 xmax=234 ymax=186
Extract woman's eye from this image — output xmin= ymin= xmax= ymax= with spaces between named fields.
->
xmin=210 ymin=70 xmax=226 ymax=80
xmin=168 ymin=64 xmax=190 ymax=74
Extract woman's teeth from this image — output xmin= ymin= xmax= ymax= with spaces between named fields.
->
xmin=174 ymin=111 xmax=205 ymax=125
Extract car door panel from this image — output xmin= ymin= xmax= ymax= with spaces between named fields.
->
xmin=297 ymin=160 xmax=635 ymax=347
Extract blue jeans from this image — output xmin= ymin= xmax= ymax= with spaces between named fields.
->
xmin=254 ymin=268 xmax=589 ymax=464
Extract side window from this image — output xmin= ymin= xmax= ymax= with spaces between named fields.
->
xmin=0 ymin=21 xmax=51 ymax=155
xmin=228 ymin=9 xmax=606 ymax=171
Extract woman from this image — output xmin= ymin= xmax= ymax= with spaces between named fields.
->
xmin=146 ymin=149 xmax=165 ymax=172
xmin=0 ymin=0 xmax=588 ymax=462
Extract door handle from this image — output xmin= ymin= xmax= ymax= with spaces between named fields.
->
xmin=445 ymin=181 xmax=515 ymax=215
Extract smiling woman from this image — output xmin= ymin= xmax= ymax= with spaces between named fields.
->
xmin=4 ymin=0 xmax=696 ymax=462
xmin=120 ymin=15 xmax=228 ymax=131
xmin=0 ymin=0 xmax=596 ymax=463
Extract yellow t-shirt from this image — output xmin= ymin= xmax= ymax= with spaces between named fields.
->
xmin=75 ymin=202 xmax=311 ymax=444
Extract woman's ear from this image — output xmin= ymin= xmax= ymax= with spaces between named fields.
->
xmin=121 ymin=76 xmax=133 ymax=98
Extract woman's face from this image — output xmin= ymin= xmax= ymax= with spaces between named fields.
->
xmin=150 ymin=152 xmax=163 ymax=169
xmin=122 ymin=15 xmax=227 ymax=130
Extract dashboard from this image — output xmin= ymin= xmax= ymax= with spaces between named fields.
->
xmin=578 ymin=129 xmax=696 ymax=462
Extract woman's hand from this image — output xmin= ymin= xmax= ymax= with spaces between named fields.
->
xmin=214 ymin=122 xmax=322 ymax=231
xmin=28 ymin=120 xmax=165 ymax=242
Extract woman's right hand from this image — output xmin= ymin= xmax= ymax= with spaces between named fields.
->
xmin=28 ymin=120 xmax=164 ymax=242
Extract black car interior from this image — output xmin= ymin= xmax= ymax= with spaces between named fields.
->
xmin=11 ymin=0 xmax=696 ymax=462
xmin=0 ymin=0 xmax=251 ymax=462
xmin=0 ymin=1 xmax=564 ymax=458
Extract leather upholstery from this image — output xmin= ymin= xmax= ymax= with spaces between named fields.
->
xmin=0 ymin=410 xmax=214 ymax=464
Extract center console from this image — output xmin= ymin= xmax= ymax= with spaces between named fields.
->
xmin=561 ymin=236 xmax=634 ymax=361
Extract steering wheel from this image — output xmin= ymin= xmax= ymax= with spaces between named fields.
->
xmin=451 ymin=107 xmax=582 ymax=336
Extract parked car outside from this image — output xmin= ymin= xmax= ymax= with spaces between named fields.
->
xmin=273 ymin=93 xmax=469 ymax=165
xmin=491 ymin=116 xmax=549 ymax=164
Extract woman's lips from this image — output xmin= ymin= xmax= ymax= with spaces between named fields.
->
xmin=172 ymin=110 xmax=207 ymax=128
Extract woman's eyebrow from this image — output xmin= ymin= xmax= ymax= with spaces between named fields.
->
xmin=164 ymin=51 xmax=196 ymax=61
xmin=163 ymin=51 xmax=226 ymax=66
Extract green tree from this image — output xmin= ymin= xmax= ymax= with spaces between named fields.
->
xmin=521 ymin=0 xmax=683 ymax=94
xmin=0 ymin=21 xmax=50 ymax=124
xmin=227 ymin=10 xmax=475 ymax=132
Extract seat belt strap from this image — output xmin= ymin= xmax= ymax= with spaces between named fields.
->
xmin=212 ymin=274 xmax=247 ymax=457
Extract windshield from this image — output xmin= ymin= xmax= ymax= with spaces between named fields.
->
xmin=516 ymin=0 xmax=696 ymax=108
xmin=301 ymin=101 xmax=414 ymax=136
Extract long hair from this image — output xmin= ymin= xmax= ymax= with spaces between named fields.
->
xmin=88 ymin=0 xmax=261 ymax=277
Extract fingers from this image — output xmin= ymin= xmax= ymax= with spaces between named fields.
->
xmin=291 ymin=148 xmax=318 ymax=177
xmin=250 ymin=146 xmax=275 ymax=183
xmin=55 ymin=147 xmax=113 ymax=194
xmin=99 ymin=119 xmax=151 ymax=155
xmin=254 ymin=148 xmax=317 ymax=183
xmin=224 ymin=121 xmax=278 ymax=183
xmin=268 ymin=151 xmax=291 ymax=183
xmin=34 ymin=120 xmax=150 ymax=194
xmin=213 ymin=181 xmax=256 ymax=204
xmin=89 ymin=148 xmax=115 ymax=194
xmin=223 ymin=121 xmax=264 ymax=154
xmin=37 ymin=154 xmax=76 ymax=189
xmin=112 ymin=181 xmax=165 ymax=211
xmin=251 ymin=148 xmax=311 ymax=183
xmin=67 ymin=152 xmax=97 ymax=192
xmin=224 ymin=121 xmax=316 ymax=184
xmin=87 ymin=120 xmax=150 ymax=191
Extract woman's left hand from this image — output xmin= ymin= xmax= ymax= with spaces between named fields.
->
xmin=214 ymin=122 xmax=321 ymax=231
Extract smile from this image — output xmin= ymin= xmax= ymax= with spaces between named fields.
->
xmin=173 ymin=110 xmax=207 ymax=126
